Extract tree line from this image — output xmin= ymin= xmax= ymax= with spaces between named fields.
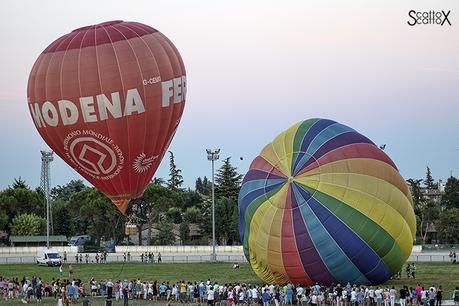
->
xmin=1 ymin=161 xmax=458 ymax=246
xmin=0 ymin=152 xmax=243 ymax=246
xmin=407 ymin=167 xmax=459 ymax=244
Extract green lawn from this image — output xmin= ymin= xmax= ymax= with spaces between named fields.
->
xmin=0 ymin=262 xmax=457 ymax=306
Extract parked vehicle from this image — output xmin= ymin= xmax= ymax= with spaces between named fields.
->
xmin=36 ymin=248 xmax=62 ymax=266
xmin=68 ymin=235 xmax=90 ymax=247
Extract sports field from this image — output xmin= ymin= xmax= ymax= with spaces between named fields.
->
xmin=0 ymin=262 xmax=457 ymax=306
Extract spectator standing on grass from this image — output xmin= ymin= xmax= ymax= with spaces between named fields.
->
xmin=453 ymin=287 xmax=459 ymax=306
xmin=59 ymin=264 xmax=63 ymax=277
xmin=123 ymin=286 xmax=129 ymax=306
xmin=208 ymin=286 xmax=215 ymax=306
xmin=412 ymin=264 xmax=417 ymax=279
xmin=63 ymin=251 xmax=67 ymax=263
xmin=399 ymin=286 xmax=407 ymax=306
xmin=85 ymin=254 xmax=89 ymax=264
xmin=69 ymin=264 xmax=74 ymax=279
xmin=436 ymin=286 xmax=442 ymax=306
xmin=158 ymin=252 xmax=162 ymax=263
xmin=127 ymin=252 xmax=131 ymax=261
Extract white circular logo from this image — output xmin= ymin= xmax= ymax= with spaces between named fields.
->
xmin=63 ymin=130 xmax=124 ymax=180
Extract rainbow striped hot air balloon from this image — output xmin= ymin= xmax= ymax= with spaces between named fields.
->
xmin=238 ymin=118 xmax=416 ymax=286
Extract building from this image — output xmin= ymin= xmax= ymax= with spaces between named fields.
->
xmin=10 ymin=235 xmax=68 ymax=247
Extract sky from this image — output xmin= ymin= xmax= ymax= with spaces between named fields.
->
xmin=0 ymin=0 xmax=458 ymax=190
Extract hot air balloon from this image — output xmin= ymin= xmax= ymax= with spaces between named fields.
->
xmin=238 ymin=118 xmax=416 ymax=286
xmin=27 ymin=21 xmax=186 ymax=214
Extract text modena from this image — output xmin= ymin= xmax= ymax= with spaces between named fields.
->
xmin=29 ymin=76 xmax=186 ymax=128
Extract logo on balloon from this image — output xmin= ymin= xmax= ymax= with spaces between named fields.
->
xmin=63 ymin=130 xmax=124 ymax=180
xmin=133 ymin=153 xmax=158 ymax=173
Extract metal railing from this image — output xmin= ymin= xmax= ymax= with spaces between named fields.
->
xmin=0 ymin=254 xmax=248 ymax=264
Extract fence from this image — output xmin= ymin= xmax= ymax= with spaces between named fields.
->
xmin=0 ymin=253 xmax=247 ymax=264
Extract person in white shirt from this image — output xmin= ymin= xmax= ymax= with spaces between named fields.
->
xmin=351 ymin=289 xmax=357 ymax=306
xmin=389 ymin=287 xmax=396 ymax=306
xmin=207 ymin=287 xmax=215 ymax=306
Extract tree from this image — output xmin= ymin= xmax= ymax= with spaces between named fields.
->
xmin=441 ymin=176 xmax=459 ymax=210
xmin=52 ymin=200 xmax=74 ymax=237
xmin=10 ymin=213 xmax=46 ymax=236
xmin=153 ymin=217 xmax=175 ymax=245
xmin=179 ymin=221 xmax=190 ymax=244
xmin=166 ymin=207 xmax=183 ymax=224
xmin=183 ymin=207 xmax=201 ymax=223
xmin=50 ymin=180 xmax=86 ymax=202
xmin=215 ymin=197 xmax=239 ymax=245
xmin=77 ymin=189 xmax=124 ymax=245
xmin=424 ymin=167 xmax=436 ymax=190
xmin=195 ymin=176 xmax=212 ymax=196
xmin=0 ymin=187 xmax=44 ymax=233
xmin=152 ymin=177 xmax=166 ymax=186
xmin=215 ymin=158 xmax=243 ymax=201
xmin=435 ymin=208 xmax=459 ymax=243
xmin=11 ymin=177 xmax=28 ymax=189
xmin=167 ymin=151 xmax=184 ymax=191
xmin=407 ymin=178 xmax=432 ymax=243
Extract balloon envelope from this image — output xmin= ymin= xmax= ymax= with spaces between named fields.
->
xmin=238 ymin=118 xmax=416 ymax=285
xmin=27 ymin=21 xmax=186 ymax=213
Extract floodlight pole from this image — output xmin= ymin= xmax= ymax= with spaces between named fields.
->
xmin=40 ymin=151 xmax=54 ymax=249
xmin=207 ymin=149 xmax=220 ymax=261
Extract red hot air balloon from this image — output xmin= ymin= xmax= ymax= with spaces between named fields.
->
xmin=27 ymin=21 xmax=186 ymax=214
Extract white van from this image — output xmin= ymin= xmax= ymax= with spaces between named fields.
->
xmin=36 ymin=248 xmax=62 ymax=266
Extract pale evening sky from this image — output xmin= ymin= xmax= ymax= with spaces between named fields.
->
xmin=0 ymin=0 xmax=458 ymax=189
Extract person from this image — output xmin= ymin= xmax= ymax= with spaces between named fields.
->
xmin=400 ymin=286 xmax=407 ymax=306
xmin=59 ymin=264 xmax=63 ymax=277
xmin=63 ymin=251 xmax=67 ymax=263
xmin=406 ymin=264 xmax=411 ymax=279
xmin=82 ymin=294 xmax=91 ymax=306
xmin=453 ymin=287 xmax=459 ymax=306
xmin=208 ymin=286 xmax=215 ymax=306
xmin=158 ymin=252 xmax=162 ymax=263
xmin=436 ymin=286 xmax=442 ymax=306
xmin=69 ymin=264 xmax=74 ymax=278
xmin=411 ymin=264 xmax=417 ymax=279
xmin=107 ymin=279 xmax=114 ymax=299
xmin=123 ymin=286 xmax=129 ymax=306
xmin=262 ymin=289 xmax=271 ymax=306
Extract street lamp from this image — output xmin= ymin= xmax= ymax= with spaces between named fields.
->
xmin=206 ymin=149 xmax=220 ymax=261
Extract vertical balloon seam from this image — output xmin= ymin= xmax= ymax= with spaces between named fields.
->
xmin=98 ymin=25 xmax=130 ymax=204
xmin=106 ymin=24 xmax=134 ymax=202
xmin=245 ymin=186 xmax=283 ymax=282
xmin=110 ymin=24 xmax=150 ymax=199
xmin=297 ymin=183 xmax=403 ymax=274
xmin=59 ymin=30 xmax=99 ymax=193
xmin=293 ymin=185 xmax=370 ymax=285
xmin=293 ymin=119 xmax=336 ymax=175
xmin=283 ymin=186 xmax=314 ymax=284
xmin=309 ymin=179 xmax=413 ymax=260
xmin=125 ymin=23 xmax=163 ymax=192
xmin=297 ymin=184 xmax=392 ymax=283
xmin=93 ymin=26 xmax=124 ymax=200
xmin=41 ymin=31 xmax=81 ymax=186
xmin=292 ymin=118 xmax=321 ymax=174
xmin=290 ymin=183 xmax=337 ymax=284
xmin=156 ymin=31 xmax=186 ymax=178
xmin=291 ymin=119 xmax=317 ymax=174
xmin=148 ymin=33 xmax=178 ymax=189
xmin=291 ymin=198 xmax=336 ymax=284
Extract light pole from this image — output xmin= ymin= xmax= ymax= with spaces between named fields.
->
xmin=207 ymin=149 xmax=220 ymax=261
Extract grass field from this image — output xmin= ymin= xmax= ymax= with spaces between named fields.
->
xmin=0 ymin=262 xmax=457 ymax=306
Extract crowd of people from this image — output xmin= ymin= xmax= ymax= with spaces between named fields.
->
xmin=1 ymin=274 xmax=458 ymax=306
